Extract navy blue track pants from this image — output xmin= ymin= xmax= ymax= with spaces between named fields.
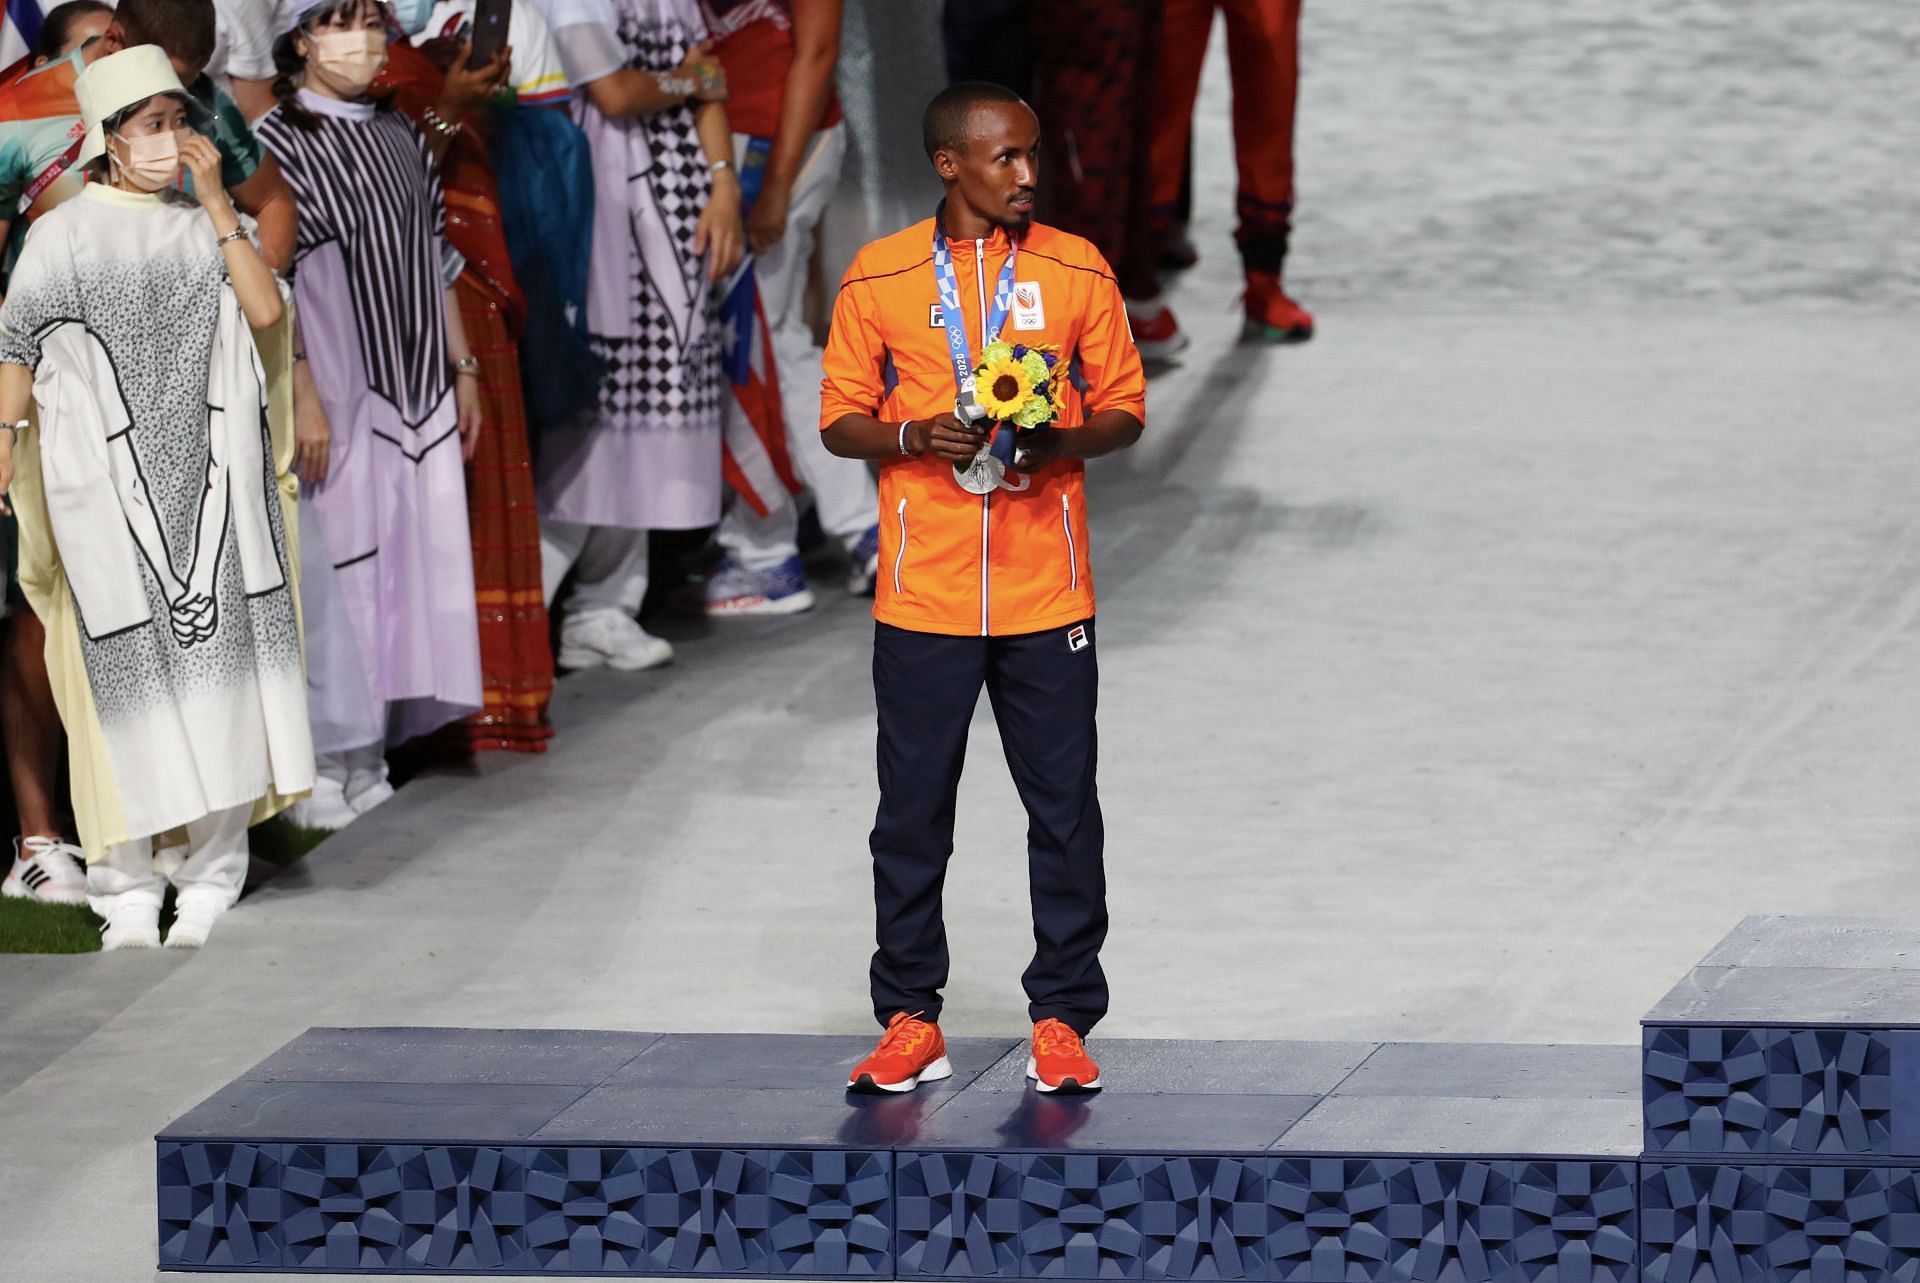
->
xmin=868 ymin=618 xmax=1109 ymax=1036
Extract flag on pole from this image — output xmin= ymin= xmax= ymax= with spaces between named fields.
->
xmin=0 ymin=0 xmax=45 ymax=67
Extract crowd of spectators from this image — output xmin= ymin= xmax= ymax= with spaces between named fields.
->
xmin=0 ymin=0 xmax=1309 ymax=949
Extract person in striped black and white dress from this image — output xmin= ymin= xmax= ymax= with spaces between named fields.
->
xmin=254 ymin=0 xmax=485 ymax=824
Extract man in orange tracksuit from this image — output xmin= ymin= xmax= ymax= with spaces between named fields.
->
xmin=820 ymin=82 xmax=1146 ymax=1096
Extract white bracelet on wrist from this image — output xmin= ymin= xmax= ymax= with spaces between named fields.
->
xmin=898 ymin=420 xmax=915 ymax=456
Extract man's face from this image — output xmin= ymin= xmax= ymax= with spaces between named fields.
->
xmin=936 ymin=101 xmax=1040 ymax=232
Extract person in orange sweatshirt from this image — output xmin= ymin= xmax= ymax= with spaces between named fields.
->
xmin=819 ymin=82 xmax=1146 ymax=1097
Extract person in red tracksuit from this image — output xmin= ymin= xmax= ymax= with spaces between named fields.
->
xmin=1139 ymin=0 xmax=1314 ymax=348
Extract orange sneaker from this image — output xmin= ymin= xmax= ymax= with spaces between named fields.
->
xmin=848 ymin=1012 xmax=952 ymax=1094
xmin=1243 ymin=270 xmax=1315 ymax=343
xmin=1027 ymin=1018 xmax=1102 ymax=1094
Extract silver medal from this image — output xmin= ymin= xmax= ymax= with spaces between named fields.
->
xmin=954 ymin=445 xmax=1006 ymax=495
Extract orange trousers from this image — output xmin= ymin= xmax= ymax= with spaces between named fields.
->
xmin=1151 ymin=0 xmax=1303 ymax=273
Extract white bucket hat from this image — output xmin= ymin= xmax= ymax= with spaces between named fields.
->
xmin=74 ymin=45 xmax=214 ymax=168
xmin=280 ymin=0 xmax=349 ymax=36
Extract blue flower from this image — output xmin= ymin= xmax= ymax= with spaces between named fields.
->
xmin=1012 ymin=344 xmax=1028 ymax=359
xmin=1034 ymin=380 xmax=1050 ymax=398
xmin=1041 ymin=351 xmax=1058 ymax=367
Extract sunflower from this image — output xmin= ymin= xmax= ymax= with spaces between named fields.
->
xmin=975 ymin=352 xmax=1035 ymax=420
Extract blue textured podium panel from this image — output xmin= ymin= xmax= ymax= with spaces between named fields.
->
xmin=1642 ymin=918 xmax=1920 ymax=1160
xmin=1640 ymin=1164 xmax=1920 ymax=1283
xmin=153 ymin=919 xmax=1920 ymax=1277
xmin=158 ymin=1031 xmax=1648 ymax=1278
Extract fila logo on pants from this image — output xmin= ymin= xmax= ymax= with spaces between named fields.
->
xmin=1068 ymin=625 xmax=1089 ymax=653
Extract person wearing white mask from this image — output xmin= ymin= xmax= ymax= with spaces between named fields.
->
xmin=253 ymin=0 xmax=485 ymax=822
xmin=0 ymin=45 xmax=315 ymax=950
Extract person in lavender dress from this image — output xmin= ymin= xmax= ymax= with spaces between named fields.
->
xmin=254 ymin=0 xmax=483 ymax=822
xmin=529 ymin=0 xmax=741 ymax=671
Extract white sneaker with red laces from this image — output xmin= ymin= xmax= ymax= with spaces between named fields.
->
xmin=2 ymin=836 xmax=88 ymax=905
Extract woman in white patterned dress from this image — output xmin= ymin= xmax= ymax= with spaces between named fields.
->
xmin=529 ymin=0 xmax=741 ymax=670
xmin=0 ymin=47 xmax=312 ymax=950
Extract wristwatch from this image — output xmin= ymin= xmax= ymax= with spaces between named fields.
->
xmin=452 ymin=356 xmax=480 ymax=377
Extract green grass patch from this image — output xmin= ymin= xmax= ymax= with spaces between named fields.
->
xmin=248 ymin=814 xmax=333 ymax=869
xmin=0 ymin=896 xmax=100 ymax=953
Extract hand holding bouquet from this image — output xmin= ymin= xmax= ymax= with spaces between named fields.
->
xmin=953 ymin=341 xmax=1066 ymax=492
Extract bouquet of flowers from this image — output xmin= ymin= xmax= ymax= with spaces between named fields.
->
xmin=953 ymin=341 xmax=1067 ymax=493
xmin=974 ymin=341 xmax=1066 ymax=429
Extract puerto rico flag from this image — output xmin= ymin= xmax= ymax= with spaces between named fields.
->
xmin=0 ymin=0 xmax=43 ymax=69
xmin=718 ymin=136 xmax=801 ymax=518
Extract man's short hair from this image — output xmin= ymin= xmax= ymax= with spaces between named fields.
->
xmin=922 ymin=82 xmax=1030 ymax=161
xmin=114 ymin=0 xmax=218 ymax=70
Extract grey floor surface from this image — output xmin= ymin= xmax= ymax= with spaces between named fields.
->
xmin=5 ymin=1 xmax=1920 ymax=1278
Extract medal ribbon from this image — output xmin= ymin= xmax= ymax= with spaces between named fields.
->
xmin=932 ymin=211 xmax=1017 ymax=404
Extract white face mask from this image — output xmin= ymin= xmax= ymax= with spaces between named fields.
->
xmin=306 ymin=27 xmax=388 ymax=97
xmin=112 ymin=129 xmax=183 ymax=191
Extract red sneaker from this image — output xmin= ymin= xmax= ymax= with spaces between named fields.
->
xmin=1126 ymin=299 xmax=1191 ymax=362
xmin=848 ymin=1012 xmax=952 ymax=1094
xmin=1243 ymin=271 xmax=1315 ymax=343
xmin=1027 ymin=1018 xmax=1102 ymax=1094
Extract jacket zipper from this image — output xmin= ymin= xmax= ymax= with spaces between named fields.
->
xmin=975 ymin=238 xmax=990 ymax=636
xmin=893 ymin=496 xmax=908 ymax=595
xmin=1061 ymin=494 xmax=1078 ymax=592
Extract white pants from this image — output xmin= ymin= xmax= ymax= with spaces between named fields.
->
xmin=541 ymin=520 xmax=650 ymax=620
xmin=86 ymin=803 xmax=251 ymax=918
xmin=718 ymin=124 xmax=878 ymax=571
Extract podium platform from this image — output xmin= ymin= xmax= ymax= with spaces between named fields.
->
xmin=155 ymin=916 xmax=1920 ymax=1279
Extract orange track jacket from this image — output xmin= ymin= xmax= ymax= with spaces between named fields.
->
xmin=821 ymin=219 xmax=1147 ymax=637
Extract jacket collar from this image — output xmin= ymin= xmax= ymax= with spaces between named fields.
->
xmin=935 ymin=201 xmax=1019 ymax=255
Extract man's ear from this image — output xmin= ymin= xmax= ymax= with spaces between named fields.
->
xmin=932 ymin=146 xmax=959 ymax=182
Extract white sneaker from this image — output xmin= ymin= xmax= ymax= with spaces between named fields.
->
xmin=557 ymin=611 xmax=673 ymax=672
xmin=100 ymin=901 xmax=162 ymax=951
xmin=164 ymin=891 xmax=230 ymax=949
xmin=284 ymin=775 xmax=358 ymax=831
xmin=2 ymin=837 xmax=89 ymax=905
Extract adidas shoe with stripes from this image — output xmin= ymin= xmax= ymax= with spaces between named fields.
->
xmin=2 ymin=836 xmax=88 ymax=906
